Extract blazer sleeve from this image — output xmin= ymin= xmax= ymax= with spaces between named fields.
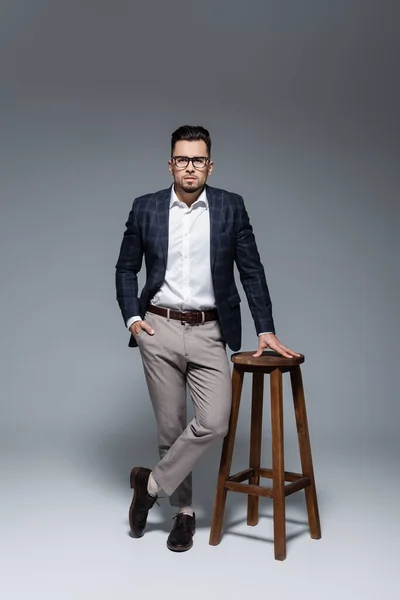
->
xmin=115 ymin=199 xmax=143 ymax=325
xmin=234 ymin=196 xmax=276 ymax=335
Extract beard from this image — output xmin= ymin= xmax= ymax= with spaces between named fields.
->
xmin=180 ymin=179 xmax=204 ymax=194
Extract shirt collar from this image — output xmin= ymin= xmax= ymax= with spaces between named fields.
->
xmin=170 ymin=184 xmax=208 ymax=209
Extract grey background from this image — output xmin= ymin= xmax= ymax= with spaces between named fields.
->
xmin=1 ymin=1 xmax=399 ymax=598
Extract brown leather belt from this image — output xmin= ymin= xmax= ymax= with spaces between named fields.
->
xmin=147 ymin=304 xmax=218 ymax=324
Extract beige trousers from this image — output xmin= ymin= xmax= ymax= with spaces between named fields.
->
xmin=136 ymin=310 xmax=232 ymax=507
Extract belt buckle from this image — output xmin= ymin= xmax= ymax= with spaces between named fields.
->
xmin=180 ymin=311 xmax=190 ymax=325
xmin=181 ymin=311 xmax=200 ymax=325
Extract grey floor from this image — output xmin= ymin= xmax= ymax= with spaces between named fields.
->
xmin=1 ymin=432 xmax=397 ymax=600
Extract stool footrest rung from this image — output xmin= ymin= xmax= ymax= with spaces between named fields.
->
xmin=285 ymin=477 xmax=311 ymax=496
xmin=225 ymin=481 xmax=274 ymax=498
xmin=228 ymin=468 xmax=255 ymax=483
xmin=228 ymin=468 xmax=306 ymax=483
xmin=258 ymin=468 xmax=304 ymax=482
xmin=225 ymin=469 xmax=311 ymax=498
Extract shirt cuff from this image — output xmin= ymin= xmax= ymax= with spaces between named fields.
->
xmin=258 ymin=332 xmax=273 ymax=336
xmin=126 ymin=316 xmax=142 ymax=330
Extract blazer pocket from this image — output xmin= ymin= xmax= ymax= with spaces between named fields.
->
xmin=228 ymin=292 xmax=241 ymax=308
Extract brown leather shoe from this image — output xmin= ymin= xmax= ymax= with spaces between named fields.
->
xmin=166 ymin=513 xmax=196 ymax=552
xmin=129 ymin=467 xmax=158 ymax=537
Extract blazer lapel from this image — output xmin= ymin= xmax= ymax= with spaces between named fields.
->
xmin=156 ymin=187 xmax=172 ymax=267
xmin=206 ymin=185 xmax=224 ymax=272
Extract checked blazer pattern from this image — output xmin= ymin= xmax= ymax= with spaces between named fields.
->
xmin=115 ymin=184 xmax=275 ymax=351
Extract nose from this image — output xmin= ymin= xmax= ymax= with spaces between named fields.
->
xmin=185 ymin=160 xmax=195 ymax=172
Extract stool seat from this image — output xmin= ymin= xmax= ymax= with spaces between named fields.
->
xmin=209 ymin=350 xmax=321 ymax=560
xmin=232 ymin=350 xmax=305 ymax=367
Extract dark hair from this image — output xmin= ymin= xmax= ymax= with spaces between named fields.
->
xmin=171 ymin=125 xmax=211 ymax=156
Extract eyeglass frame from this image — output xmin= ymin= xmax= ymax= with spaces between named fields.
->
xmin=171 ymin=155 xmax=210 ymax=170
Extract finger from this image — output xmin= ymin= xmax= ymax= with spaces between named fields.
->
xmin=131 ymin=321 xmax=148 ymax=337
xmin=266 ymin=342 xmax=294 ymax=359
xmin=130 ymin=320 xmax=144 ymax=335
xmin=141 ymin=322 xmax=155 ymax=335
xmin=277 ymin=347 xmax=297 ymax=358
xmin=278 ymin=344 xmax=301 ymax=357
xmin=252 ymin=343 xmax=268 ymax=357
xmin=268 ymin=339 xmax=299 ymax=357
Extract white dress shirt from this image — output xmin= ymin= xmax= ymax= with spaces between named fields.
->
xmin=126 ymin=185 xmax=272 ymax=336
xmin=126 ymin=185 xmax=215 ymax=329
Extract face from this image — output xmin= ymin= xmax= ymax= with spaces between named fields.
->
xmin=168 ymin=140 xmax=213 ymax=194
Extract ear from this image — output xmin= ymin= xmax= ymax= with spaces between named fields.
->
xmin=208 ymin=160 xmax=214 ymax=175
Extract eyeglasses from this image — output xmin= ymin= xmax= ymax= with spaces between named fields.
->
xmin=171 ymin=156 xmax=209 ymax=169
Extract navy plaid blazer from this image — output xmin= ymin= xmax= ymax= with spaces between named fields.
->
xmin=115 ymin=184 xmax=275 ymax=351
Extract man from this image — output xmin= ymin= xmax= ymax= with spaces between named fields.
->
xmin=115 ymin=125 xmax=299 ymax=552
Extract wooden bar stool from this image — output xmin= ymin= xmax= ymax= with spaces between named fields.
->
xmin=209 ymin=350 xmax=321 ymax=560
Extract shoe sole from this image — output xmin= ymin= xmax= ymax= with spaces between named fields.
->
xmin=129 ymin=466 xmax=144 ymax=538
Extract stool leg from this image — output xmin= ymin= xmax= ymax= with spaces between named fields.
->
xmin=290 ymin=366 xmax=321 ymax=540
xmin=247 ymin=372 xmax=264 ymax=526
xmin=270 ymin=368 xmax=286 ymax=560
xmin=209 ymin=366 xmax=244 ymax=545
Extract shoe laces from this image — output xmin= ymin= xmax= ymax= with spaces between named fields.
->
xmin=173 ymin=513 xmax=191 ymax=529
xmin=153 ymin=494 xmax=165 ymax=507
xmin=137 ymin=493 xmax=163 ymax=511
